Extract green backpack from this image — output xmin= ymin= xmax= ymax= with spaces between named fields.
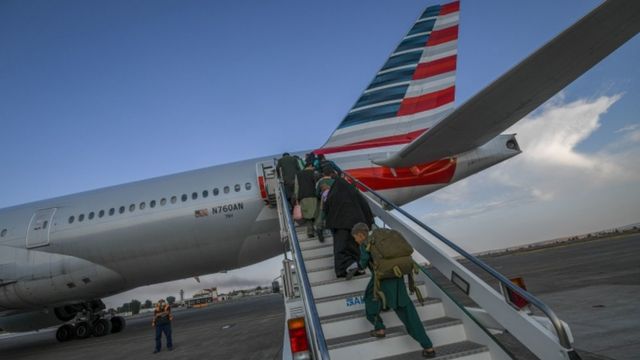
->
xmin=366 ymin=228 xmax=424 ymax=308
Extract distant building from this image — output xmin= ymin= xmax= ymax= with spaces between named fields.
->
xmin=184 ymin=288 xmax=218 ymax=308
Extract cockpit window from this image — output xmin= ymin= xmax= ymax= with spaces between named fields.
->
xmin=0 ymin=229 xmax=6 ymax=237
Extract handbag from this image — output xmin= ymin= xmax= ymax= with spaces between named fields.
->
xmin=293 ymin=204 xmax=303 ymax=220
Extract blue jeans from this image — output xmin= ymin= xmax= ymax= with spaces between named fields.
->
xmin=155 ymin=323 xmax=173 ymax=351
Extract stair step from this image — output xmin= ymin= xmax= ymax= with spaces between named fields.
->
xmin=321 ymin=298 xmax=445 ymax=340
xmin=315 ymin=285 xmax=429 ymax=318
xmin=304 ymin=254 xmax=334 ymax=270
xmin=299 ymin=237 xmax=333 ymax=250
xmin=328 ymin=317 xmax=466 ymax=359
xmin=308 ymin=266 xmax=370 ymax=283
xmin=375 ymin=341 xmax=490 ymax=360
xmin=311 ymin=274 xmax=371 ymax=299
xmin=301 ymin=243 xmax=333 ymax=258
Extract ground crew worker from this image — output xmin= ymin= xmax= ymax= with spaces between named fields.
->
xmin=152 ymin=299 xmax=173 ymax=353
xmin=352 ymin=223 xmax=436 ymax=358
xmin=277 ymin=153 xmax=302 ymax=208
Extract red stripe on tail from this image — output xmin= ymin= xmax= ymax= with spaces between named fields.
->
xmin=413 ymin=55 xmax=457 ymax=80
xmin=440 ymin=1 xmax=460 ymax=16
xmin=397 ymin=86 xmax=455 ymax=116
xmin=428 ymin=25 xmax=458 ymax=46
xmin=316 ymin=128 xmax=427 ymax=155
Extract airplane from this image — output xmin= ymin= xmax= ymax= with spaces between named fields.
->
xmin=0 ymin=0 xmax=638 ymax=343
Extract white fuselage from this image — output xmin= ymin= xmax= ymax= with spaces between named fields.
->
xmin=0 ymin=134 xmax=519 ymax=314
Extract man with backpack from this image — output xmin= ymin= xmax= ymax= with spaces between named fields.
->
xmin=351 ymin=223 xmax=436 ymax=358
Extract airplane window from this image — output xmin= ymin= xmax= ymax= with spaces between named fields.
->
xmin=99 ymin=210 xmax=105 ymax=218
xmin=79 ymin=214 xmax=85 ymax=222
xmin=224 ymin=186 xmax=230 ymax=194
xmin=234 ymin=184 xmax=241 ymax=192
xmin=109 ymin=208 xmax=115 ymax=216
xmin=171 ymin=196 xmax=177 ymax=204
xmin=202 ymin=190 xmax=209 ymax=198
xmin=140 ymin=202 xmax=146 ymax=210
xmin=43 ymin=220 xmax=48 ymax=229
xmin=68 ymin=216 xmax=75 ymax=224
xmin=119 ymin=206 xmax=125 ymax=214
xmin=213 ymin=188 xmax=219 ymax=196
xmin=192 ymin=192 xmax=198 ymax=200
xmin=88 ymin=212 xmax=95 ymax=220
xmin=0 ymin=229 xmax=6 ymax=237
xmin=150 ymin=200 xmax=156 ymax=208
xmin=161 ymin=198 xmax=167 ymax=206
xmin=245 ymin=182 xmax=252 ymax=190
xmin=181 ymin=194 xmax=188 ymax=202
xmin=129 ymin=204 xmax=135 ymax=212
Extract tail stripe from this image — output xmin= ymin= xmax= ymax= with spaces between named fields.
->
xmin=320 ymin=1 xmax=460 ymax=151
xmin=413 ymin=55 xmax=457 ymax=80
xmin=397 ymin=86 xmax=455 ymax=116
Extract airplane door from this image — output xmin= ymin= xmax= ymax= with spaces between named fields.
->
xmin=256 ymin=160 xmax=277 ymax=206
xmin=26 ymin=208 xmax=57 ymax=248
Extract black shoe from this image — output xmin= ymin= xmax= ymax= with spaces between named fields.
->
xmin=317 ymin=230 xmax=325 ymax=243
xmin=345 ymin=267 xmax=359 ymax=280
xmin=153 ymin=350 xmax=160 ymax=354
xmin=422 ymin=349 xmax=436 ymax=358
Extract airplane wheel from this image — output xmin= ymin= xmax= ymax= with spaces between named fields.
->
xmin=56 ymin=324 xmax=75 ymax=342
xmin=93 ymin=319 xmax=112 ymax=337
xmin=74 ymin=321 xmax=92 ymax=339
xmin=110 ymin=316 xmax=126 ymax=333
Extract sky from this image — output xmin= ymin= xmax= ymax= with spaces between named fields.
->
xmin=1 ymin=0 xmax=638 ymax=308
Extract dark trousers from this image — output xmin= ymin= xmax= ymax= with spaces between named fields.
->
xmin=155 ymin=323 xmax=173 ymax=351
xmin=364 ymin=280 xmax=433 ymax=349
xmin=332 ymin=229 xmax=359 ymax=277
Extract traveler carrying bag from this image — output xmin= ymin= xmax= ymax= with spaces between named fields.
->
xmin=366 ymin=228 xmax=424 ymax=308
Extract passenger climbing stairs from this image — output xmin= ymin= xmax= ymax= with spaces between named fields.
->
xmin=298 ymin=229 xmax=497 ymax=359
xmin=273 ymin=168 xmax=581 ymax=360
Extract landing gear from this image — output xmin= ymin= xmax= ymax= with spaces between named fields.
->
xmin=92 ymin=319 xmax=112 ymax=337
xmin=54 ymin=300 xmax=125 ymax=342
xmin=55 ymin=324 xmax=75 ymax=342
xmin=110 ymin=316 xmax=126 ymax=333
xmin=74 ymin=321 xmax=92 ymax=339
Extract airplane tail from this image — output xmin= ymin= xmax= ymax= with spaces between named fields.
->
xmin=317 ymin=1 xmax=459 ymax=157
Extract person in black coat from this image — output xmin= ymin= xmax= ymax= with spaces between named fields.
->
xmin=324 ymin=177 xmax=373 ymax=278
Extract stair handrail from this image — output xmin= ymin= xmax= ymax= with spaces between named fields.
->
xmin=275 ymin=170 xmax=330 ymax=360
xmin=340 ymin=171 xmax=572 ymax=350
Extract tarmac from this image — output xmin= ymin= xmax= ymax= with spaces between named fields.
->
xmin=0 ymin=294 xmax=284 ymax=360
xmin=0 ymin=233 xmax=637 ymax=360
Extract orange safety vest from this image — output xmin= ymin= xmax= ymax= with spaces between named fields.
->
xmin=152 ymin=303 xmax=173 ymax=326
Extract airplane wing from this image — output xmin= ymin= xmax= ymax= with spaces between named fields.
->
xmin=376 ymin=0 xmax=640 ymax=168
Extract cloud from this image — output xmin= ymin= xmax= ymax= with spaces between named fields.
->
xmin=615 ymin=123 xmax=639 ymax=133
xmin=418 ymin=93 xmax=640 ymax=230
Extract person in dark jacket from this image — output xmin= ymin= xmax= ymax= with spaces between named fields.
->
xmin=277 ymin=153 xmax=301 ymax=207
xmin=295 ymin=162 xmax=319 ymax=237
xmin=324 ymin=177 xmax=373 ymax=278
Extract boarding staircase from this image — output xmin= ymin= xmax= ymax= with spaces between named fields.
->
xmin=273 ymin=168 xmax=581 ymax=360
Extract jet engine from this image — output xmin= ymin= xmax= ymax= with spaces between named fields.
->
xmin=0 ymin=309 xmax=64 ymax=332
